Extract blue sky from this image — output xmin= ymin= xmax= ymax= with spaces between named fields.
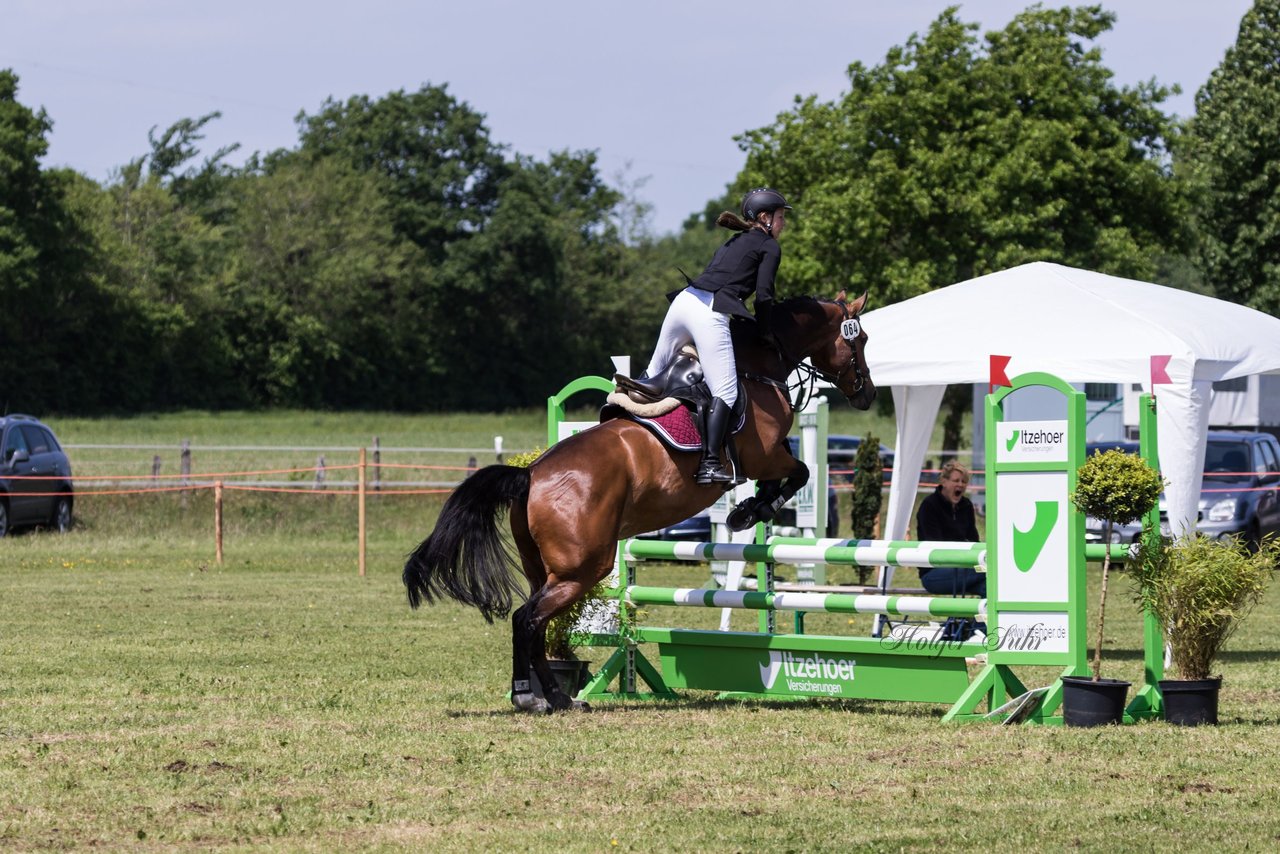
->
xmin=4 ymin=0 xmax=1255 ymax=234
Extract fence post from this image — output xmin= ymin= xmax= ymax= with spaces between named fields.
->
xmin=215 ymin=481 xmax=224 ymax=566
xmin=180 ymin=439 xmax=192 ymax=507
xmin=372 ymin=436 xmax=381 ymax=492
xmin=358 ymin=447 xmax=367 ymax=578
xmin=152 ymin=455 xmax=162 ymax=479
xmin=314 ymin=455 xmax=326 ymax=490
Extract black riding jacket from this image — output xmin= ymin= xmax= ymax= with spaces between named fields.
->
xmin=915 ymin=487 xmax=980 ymax=543
xmin=674 ymin=228 xmax=781 ymax=323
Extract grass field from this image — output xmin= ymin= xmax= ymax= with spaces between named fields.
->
xmin=4 ymin=411 xmax=1280 ymax=851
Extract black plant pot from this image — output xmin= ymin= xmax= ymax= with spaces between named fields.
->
xmin=1061 ymin=676 xmax=1131 ymax=727
xmin=1159 ymin=677 xmax=1221 ymax=726
xmin=531 ymin=659 xmax=590 ymax=701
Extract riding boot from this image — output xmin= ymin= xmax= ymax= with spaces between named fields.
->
xmin=695 ymin=398 xmax=736 ymax=485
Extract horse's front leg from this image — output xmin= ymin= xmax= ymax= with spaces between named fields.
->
xmin=726 ymin=459 xmax=810 ymax=532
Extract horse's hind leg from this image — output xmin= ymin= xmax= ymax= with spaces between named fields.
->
xmin=517 ymin=581 xmax=592 ymax=713
xmin=509 ymin=523 xmax=554 ymax=713
xmin=510 ymin=596 xmax=552 ymax=714
xmin=508 ymin=519 xmax=590 ymax=714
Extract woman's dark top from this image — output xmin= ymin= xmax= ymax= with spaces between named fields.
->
xmin=685 ymin=228 xmax=781 ymax=321
xmin=915 ymin=486 xmax=980 ymax=543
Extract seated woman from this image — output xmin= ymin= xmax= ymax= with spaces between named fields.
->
xmin=915 ymin=461 xmax=986 ymax=597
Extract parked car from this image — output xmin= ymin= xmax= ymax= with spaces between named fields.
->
xmin=1085 ymin=439 xmax=1141 ymax=457
xmin=1084 ymin=431 xmax=1280 ymax=548
xmin=819 ymin=434 xmax=895 ymax=483
xmin=0 ymin=414 xmax=74 ymax=537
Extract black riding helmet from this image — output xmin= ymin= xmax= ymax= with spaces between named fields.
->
xmin=741 ymin=188 xmax=792 ymax=222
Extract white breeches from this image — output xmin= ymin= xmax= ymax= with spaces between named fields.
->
xmin=643 ymin=287 xmax=737 ymax=406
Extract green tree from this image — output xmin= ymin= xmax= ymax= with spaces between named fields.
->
xmin=0 ymin=68 xmax=44 ymax=298
xmin=428 ymin=150 xmax=627 ymax=408
xmin=139 ymin=111 xmax=242 ymax=224
xmin=735 ymin=6 xmax=1185 ymax=454
xmin=70 ymin=171 xmax=239 ymax=409
xmin=737 ymin=5 xmax=1184 ymax=303
xmin=1182 ymin=0 xmax=1280 ymax=314
xmin=294 ymin=84 xmax=508 ymax=256
xmin=223 ymin=155 xmax=422 ymax=407
xmin=0 ymin=70 xmax=126 ymax=412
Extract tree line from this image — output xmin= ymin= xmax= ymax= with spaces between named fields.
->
xmin=2 ymin=3 xmax=1277 ymax=415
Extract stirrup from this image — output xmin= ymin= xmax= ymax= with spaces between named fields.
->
xmin=695 ymin=460 xmax=737 ymax=485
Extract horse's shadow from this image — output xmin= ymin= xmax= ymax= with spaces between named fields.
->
xmin=445 ymin=695 xmax=942 ymax=719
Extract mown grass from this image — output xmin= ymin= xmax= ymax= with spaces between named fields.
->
xmin=4 ymin=529 xmax=1280 ymax=852
xmin=5 ymin=410 xmax=1278 ymax=851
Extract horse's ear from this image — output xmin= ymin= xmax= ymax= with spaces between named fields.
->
xmin=849 ymin=291 xmax=869 ymax=314
xmin=836 ymin=289 xmax=847 ymax=303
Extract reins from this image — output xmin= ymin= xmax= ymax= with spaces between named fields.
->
xmin=745 ymin=298 xmax=865 ymax=412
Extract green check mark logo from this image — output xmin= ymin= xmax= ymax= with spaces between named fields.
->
xmin=1006 ymin=430 xmax=1020 ymax=452
xmin=1013 ymin=501 xmax=1059 ymax=572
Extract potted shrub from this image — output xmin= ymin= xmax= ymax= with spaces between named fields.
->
xmin=1129 ymin=532 xmax=1276 ymax=725
xmin=537 ymin=579 xmax=614 ymax=699
xmin=1065 ymin=449 xmax=1163 ymax=726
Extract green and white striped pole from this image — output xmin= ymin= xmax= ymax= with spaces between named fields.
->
xmin=622 ymin=537 xmax=988 ymax=570
xmin=622 ymin=537 xmax=1127 ymax=568
xmin=614 ymin=585 xmax=985 ymax=619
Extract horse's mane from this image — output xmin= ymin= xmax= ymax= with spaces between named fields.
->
xmin=777 ymin=295 xmax=838 ymax=312
xmin=730 ymin=295 xmax=839 ymax=349
xmin=775 ymin=295 xmax=843 ymax=328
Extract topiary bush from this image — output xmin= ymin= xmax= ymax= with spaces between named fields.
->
xmin=1071 ymin=448 xmax=1164 ymax=680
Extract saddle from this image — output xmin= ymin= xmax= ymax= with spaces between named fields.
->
xmin=613 ymin=347 xmax=706 ymax=411
xmin=603 ymin=349 xmax=747 ymax=470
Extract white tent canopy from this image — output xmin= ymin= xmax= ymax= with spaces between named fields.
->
xmin=859 ymin=262 xmax=1280 ymax=546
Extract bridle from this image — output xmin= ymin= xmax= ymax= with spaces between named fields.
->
xmin=749 ymin=298 xmax=867 ymax=412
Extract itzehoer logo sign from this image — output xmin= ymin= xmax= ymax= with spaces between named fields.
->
xmin=759 ymin=650 xmax=855 ymax=696
xmin=1000 ymin=420 xmax=1069 ymax=463
xmin=1006 ymin=427 xmax=1064 ymax=453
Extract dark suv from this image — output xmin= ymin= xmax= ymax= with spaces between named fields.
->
xmin=1084 ymin=431 xmax=1280 ymax=548
xmin=0 ymin=414 xmax=74 ymax=537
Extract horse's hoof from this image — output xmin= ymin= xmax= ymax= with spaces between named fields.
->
xmin=511 ymin=693 xmax=552 ymax=714
xmin=727 ymin=505 xmax=758 ymax=532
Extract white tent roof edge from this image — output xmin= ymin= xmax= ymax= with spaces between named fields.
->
xmin=858 ymin=262 xmax=1280 ymax=565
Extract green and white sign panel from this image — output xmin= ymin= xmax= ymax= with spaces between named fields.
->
xmin=986 ymin=376 xmax=1086 ymax=670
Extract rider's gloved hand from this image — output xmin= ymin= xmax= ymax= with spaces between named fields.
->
xmin=755 ymin=300 xmax=779 ymax=353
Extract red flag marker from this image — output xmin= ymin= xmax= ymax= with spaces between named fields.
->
xmin=989 ymin=355 xmax=1012 ymax=394
xmin=1150 ymin=355 xmax=1172 ymax=386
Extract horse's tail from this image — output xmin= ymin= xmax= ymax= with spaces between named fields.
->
xmin=403 ymin=464 xmax=531 ymax=623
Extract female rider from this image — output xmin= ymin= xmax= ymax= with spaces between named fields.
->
xmin=630 ymin=188 xmax=791 ymax=484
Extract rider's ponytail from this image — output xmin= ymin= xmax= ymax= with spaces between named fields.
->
xmin=716 ymin=211 xmax=755 ymax=232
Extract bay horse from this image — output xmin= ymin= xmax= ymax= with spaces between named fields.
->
xmin=404 ymin=291 xmax=876 ymax=713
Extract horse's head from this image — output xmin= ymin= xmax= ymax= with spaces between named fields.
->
xmin=790 ymin=291 xmax=877 ymax=410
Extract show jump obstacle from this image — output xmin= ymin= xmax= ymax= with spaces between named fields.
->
xmin=546 ymin=370 xmax=1165 ymax=723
